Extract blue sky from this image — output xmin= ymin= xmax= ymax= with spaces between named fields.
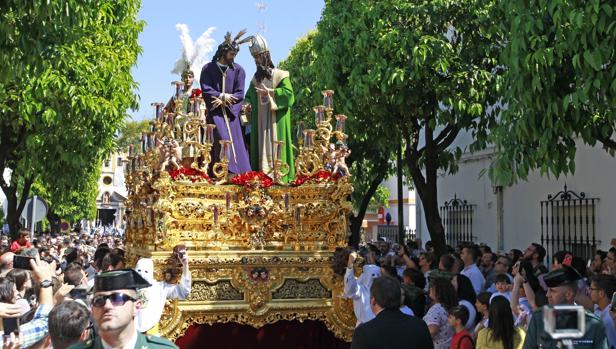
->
xmin=130 ymin=0 xmax=324 ymax=120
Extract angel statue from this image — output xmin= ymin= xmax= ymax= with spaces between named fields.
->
xmin=333 ymin=142 xmax=351 ymax=177
xmin=158 ymin=139 xmax=182 ymax=172
xmin=166 ymin=24 xmax=215 ymax=119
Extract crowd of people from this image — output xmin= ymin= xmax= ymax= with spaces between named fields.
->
xmin=0 ymin=229 xmax=186 ymax=349
xmin=340 ymin=239 xmax=616 ymax=349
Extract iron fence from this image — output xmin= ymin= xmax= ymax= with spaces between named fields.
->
xmin=440 ymin=194 xmax=475 ymax=248
xmin=540 ymin=185 xmax=598 ymax=265
xmin=376 ymin=226 xmax=416 ymax=244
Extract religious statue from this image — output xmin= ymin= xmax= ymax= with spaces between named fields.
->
xmin=167 ymin=24 xmax=213 ymax=118
xmin=200 ymin=30 xmax=252 ymax=176
xmin=158 ymin=139 xmax=181 ymax=172
xmin=333 ymin=142 xmax=351 ymax=177
xmin=244 ymin=34 xmax=296 ymax=183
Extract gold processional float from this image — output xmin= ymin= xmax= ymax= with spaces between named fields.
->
xmin=123 ymin=88 xmax=356 ymax=341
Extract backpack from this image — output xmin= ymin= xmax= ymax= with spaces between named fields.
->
xmin=456 ymin=334 xmax=474 ymax=349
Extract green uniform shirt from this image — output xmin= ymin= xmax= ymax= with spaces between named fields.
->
xmin=69 ymin=332 xmax=178 ymax=349
xmin=522 ymin=308 xmax=608 ymax=349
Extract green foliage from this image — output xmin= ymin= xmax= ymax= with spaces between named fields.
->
xmin=367 ymin=185 xmax=391 ymax=212
xmin=281 ymin=28 xmax=397 ymax=244
xmin=315 ymin=0 xmax=501 ymax=253
xmin=0 ymin=1 xmax=143 ymax=232
xmin=491 ymin=0 xmax=616 ymax=183
xmin=116 ymin=120 xmax=151 ymax=152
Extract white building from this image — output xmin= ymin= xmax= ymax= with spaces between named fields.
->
xmin=95 ymin=152 xmax=128 ymax=229
xmin=415 ymin=137 xmax=616 ymax=263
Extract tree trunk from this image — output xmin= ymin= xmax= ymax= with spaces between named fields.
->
xmin=2 ymin=177 xmax=34 ymax=239
xmin=348 ymin=170 xmax=386 ymax=248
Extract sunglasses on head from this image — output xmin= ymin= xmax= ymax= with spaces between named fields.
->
xmin=91 ymin=292 xmax=137 ymax=307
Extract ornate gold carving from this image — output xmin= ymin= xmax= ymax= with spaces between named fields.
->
xmin=188 ymin=280 xmax=243 ymax=301
xmin=272 ymin=279 xmax=332 ymax=299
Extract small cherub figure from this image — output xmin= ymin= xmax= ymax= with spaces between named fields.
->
xmin=321 ymin=143 xmax=337 ymax=171
xmin=159 ymin=139 xmax=182 ymax=172
xmin=332 ymin=142 xmax=351 ymax=177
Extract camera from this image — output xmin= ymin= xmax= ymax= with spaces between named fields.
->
xmin=543 ymin=305 xmax=586 ymax=339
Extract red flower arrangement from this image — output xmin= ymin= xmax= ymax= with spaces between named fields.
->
xmin=292 ymin=170 xmax=339 ymax=186
xmin=231 ymin=171 xmax=274 ymax=188
xmin=191 ymin=88 xmax=202 ymax=98
xmin=169 ymin=167 xmax=212 ymax=183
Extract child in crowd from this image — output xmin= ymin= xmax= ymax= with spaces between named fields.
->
xmin=490 ymin=274 xmax=512 ymax=302
xmin=448 ymin=305 xmax=474 ymax=349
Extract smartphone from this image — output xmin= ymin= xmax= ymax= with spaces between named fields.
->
xmin=13 ymin=255 xmax=34 ymax=270
xmin=2 ymin=317 xmax=19 ymax=335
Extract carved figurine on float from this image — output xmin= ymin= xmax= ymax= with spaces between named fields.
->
xmin=321 ymin=143 xmax=337 ymax=172
xmin=158 ymin=139 xmax=182 ymax=172
xmin=166 ymin=24 xmax=214 ymax=118
xmin=135 ymin=245 xmax=191 ymax=335
xmin=332 ymin=142 xmax=351 ymax=177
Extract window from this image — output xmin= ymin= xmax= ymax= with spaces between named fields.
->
xmin=440 ymin=195 xmax=475 ymax=248
xmin=117 ymin=157 xmax=123 ymax=166
xmin=104 ymin=158 xmax=111 ymax=168
xmin=102 ymin=176 xmax=113 ymax=185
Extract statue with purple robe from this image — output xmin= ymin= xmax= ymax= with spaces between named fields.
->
xmin=200 ymin=30 xmax=252 ymax=176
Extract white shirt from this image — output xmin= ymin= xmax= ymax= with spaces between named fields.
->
xmin=490 ymin=291 xmax=512 ymax=303
xmin=595 ymin=304 xmax=616 ymax=349
xmin=400 ymin=305 xmax=414 ymax=316
xmin=344 ymin=265 xmax=380 ymax=326
xmin=461 ymin=264 xmax=485 ymax=295
xmin=101 ymin=331 xmax=138 ymax=349
xmin=135 ymin=272 xmax=192 ymax=332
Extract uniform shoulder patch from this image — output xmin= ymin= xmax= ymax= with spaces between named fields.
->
xmin=145 ymin=335 xmax=178 ymax=348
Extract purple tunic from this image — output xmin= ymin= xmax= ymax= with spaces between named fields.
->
xmin=200 ymin=62 xmax=251 ymax=174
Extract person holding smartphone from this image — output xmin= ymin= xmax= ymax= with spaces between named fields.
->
xmin=0 ymin=255 xmax=55 ymax=348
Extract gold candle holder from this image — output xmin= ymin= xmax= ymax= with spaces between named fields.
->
xmin=272 ymin=141 xmax=290 ymax=184
xmin=213 ymin=140 xmax=231 ymax=183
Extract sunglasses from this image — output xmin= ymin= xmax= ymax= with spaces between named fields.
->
xmin=91 ymin=292 xmax=137 ymax=307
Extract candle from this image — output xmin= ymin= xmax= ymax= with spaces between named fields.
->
xmin=167 ymin=113 xmax=173 ymax=127
xmin=304 ymin=130 xmax=315 ymax=148
xmin=189 ymin=144 xmax=194 ymax=157
xmin=219 ymin=140 xmax=229 ymax=161
xmin=284 ymin=193 xmax=290 ymax=211
xmin=141 ymin=132 xmax=146 ymax=153
xmin=295 ymin=207 xmax=301 ymax=225
xmin=213 ymin=205 xmax=219 ymax=225
xmin=322 ymin=90 xmax=334 ymax=109
xmin=296 ymin=121 xmax=304 ymax=142
xmin=225 ymin=193 xmax=231 ymax=210
xmin=313 ymin=106 xmax=325 ymax=124
xmin=206 ymin=124 xmax=216 ymax=144
xmin=335 ymin=114 xmax=347 ymax=132
xmin=128 ymin=144 xmax=134 ymax=157
xmin=273 ymin=141 xmax=284 ymax=163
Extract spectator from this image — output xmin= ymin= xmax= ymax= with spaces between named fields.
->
xmin=420 ymin=252 xmax=437 ymax=291
xmin=590 ymin=250 xmax=607 ymax=277
xmin=351 ymin=276 xmax=433 ymax=349
xmin=0 ymin=251 xmax=15 ymax=277
xmin=402 ymin=268 xmax=427 ymax=317
xmin=424 ymin=277 xmax=457 ymax=349
xmin=0 ymin=256 xmax=55 ymax=347
xmin=481 ymin=251 xmax=497 ymax=280
xmin=461 ymin=245 xmax=485 ymax=295
xmin=63 ymin=263 xmax=88 ymax=287
xmin=521 ymin=243 xmax=548 ymax=277
xmin=448 ymin=305 xmax=474 ymax=349
xmin=474 ymin=292 xmax=491 ymax=338
xmin=10 ymin=230 xmax=33 ymax=253
xmin=604 ymin=248 xmax=616 ymax=275
xmin=477 ymin=296 xmax=525 ymax=349
xmin=6 ymin=268 xmax=32 ymax=315
xmin=100 ymin=251 xmax=125 ymax=271
xmin=589 ymin=274 xmax=616 ymax=348
xmin=508 ymin=249 xmax=523 ymax=267
xmin=489 ymin=274 xmax=512 ymax=303
xmin=522 ymin=266 xmax=607 ymax=349
xmin=485 ymin=256 xmax=513 ymax=292
xmin=454 ymin=274 xmax=478 ymax=331
xmin=47 ymin=300 xmax=91 ymax=349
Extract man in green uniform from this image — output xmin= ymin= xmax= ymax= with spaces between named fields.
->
xmin=522 ymin=266 xmax=608 ymax=349
xmin=70 ymin=269 xmax=178 ymax=349
xmin=244 ymin=33 xmax=295 ymax=183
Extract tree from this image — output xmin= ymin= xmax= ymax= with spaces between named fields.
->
xmin=116 ymin=119 xmax=151 ymax=151
xmin=491 ymin=0 xmax=616 ymax=183
xmin=367 ymin=185 xmax=391 ymax=212
xmin=316 ymin=0 xmax=502 ymax=255
xmin=0 ymin=1 xmax=143 ymax=237
xmin=280 ymin=30 xmax=398 ymax=247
